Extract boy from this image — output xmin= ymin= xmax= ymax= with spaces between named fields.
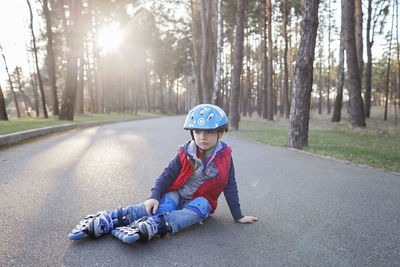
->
xmin=69 ymin=104 xmax=258 ymax=243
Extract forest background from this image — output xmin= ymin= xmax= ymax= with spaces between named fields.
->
xmin=0 ymin=0 xmax=399 ymax=171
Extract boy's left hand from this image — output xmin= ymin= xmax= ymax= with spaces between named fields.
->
xmin=236 ymin=216 xmax=258 ymax=224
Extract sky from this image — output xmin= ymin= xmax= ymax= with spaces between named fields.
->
xmin=0 ymin=1 xmax=398 ymax=91
xmin=0 ymin=1 xmax=39 ymax=89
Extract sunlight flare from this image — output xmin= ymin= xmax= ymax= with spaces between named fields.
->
xmin=97 ymin=23 xmax=124 ymax=54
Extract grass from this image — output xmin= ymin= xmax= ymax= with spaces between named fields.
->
xmin=231 ymin=107 xmax=400 ymax=173
xmin=0 ymin=112 xmax=154 ymax=135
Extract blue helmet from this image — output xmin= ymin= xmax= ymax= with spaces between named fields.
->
xmin=183 ymin=104 xmax=228 ymax=131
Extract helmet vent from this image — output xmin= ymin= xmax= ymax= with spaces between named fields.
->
xmin=200 ymin=110 xmax=204 ymax=116
xmin=208 ymin=113 xmax=214 ymax=120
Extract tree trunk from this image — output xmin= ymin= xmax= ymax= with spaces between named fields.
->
xmin=318 ymin=29 xmax=323 ymax=115
xmin=229 ymin=0 xmax=246 ymax=131
xmin=43 ymin=0 xmax=59 ymax=115
xmin=59 ymin=0 xmax=81 ymax=120
xmin=397 ymin=0 xmax=400 ymax=121
xmin=168 ymin=77 xmax=173 ymax=112
xmin=0 ymin=84 xmax=8 ymax=120
xmin=159 ymin=75 xmax=166 ymax=114
xmin=75 ymin=55 xmax=84 ymax=114
xmin=279 ymin=46 xmax=284 ymax=116
xmin=191 ymin=0 xmax=201 ymax=105
xmin=89 ymin=0 xmax=103 ymax=113
xmin=134 ymin=61 xmax=139 ymax=115
xmin=200 ymin=0 xmax=213 ymax=103
xmin=243 ymin=65 xmax=251 ymax=117
xmin=327 ymin=0 xmax=332 ymax=114
xmin=176 ymin=79 xmax=180 ymax=114
xmin=258 ymin=0 xmax=266 ymax=117
xmin=266 ymin=0 xmax=274 ymax=120
xmin=213 ymin=0 xmax=223 ymax=105
xmin=144 ymin=62 xmax=151 ymax=112
xmin=86 ymin=43 xmax=96 ymax=113
xmin=0 ymin=48 xmax=20 ymax=118
xmin=319 ymin=61 xmax=323 ymax=114
xmin=242 ymin=26 xmax=251 ymax=117
xmin=342 ymin=0 xmax=366 ymax=127
xmin=27 ymin=0 xmax=48 ymax=118
xmin=31 ymin=74 xmax=39 ymax=117
xmin=15 ymin=67 xmax=31 ymax=117
xmin=355 ymin=0 xmax=364 ymax=84
xmin=288 ymin=0 xmax=320 ymax=149
xmin=283 ymin=0 xmax=290 ymax=119
xmin=332 ymin=26 xmax=345 ymax=122
xmin=86 ymin=0 xmax=98 ymax=113
xmin=364 ymin=0 xmax=373 ymax=118
xmin=384 ymin=0 xmax=395 ymax=121
xmin=26 ymin=46 xmax=39 ymax=116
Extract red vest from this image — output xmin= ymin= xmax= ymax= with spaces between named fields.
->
xmin=168 ymin=146 xmax=232 ymax=213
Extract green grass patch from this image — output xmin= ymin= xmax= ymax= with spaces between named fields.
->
xmin=232 ymin=119 xmax=400 ymax=173
xmin=0 ymin=113 xmax=153 ymax=135
xmin=307 ymin=129 xmax=400 ymax=172
xmin=231 ymin=121 xmax=288 ymax=146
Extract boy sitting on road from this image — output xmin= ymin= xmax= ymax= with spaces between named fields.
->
xmin=68 ymin=104 xmax=258 ymax=243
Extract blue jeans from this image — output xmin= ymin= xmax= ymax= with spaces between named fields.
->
xmin=125 ymin=191 xmax=209 ymax=234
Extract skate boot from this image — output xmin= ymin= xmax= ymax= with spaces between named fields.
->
xmin=112 ymin=213 xmax=172 ymax=243
xmin=68 ymin=207 xmax=130 ymax=240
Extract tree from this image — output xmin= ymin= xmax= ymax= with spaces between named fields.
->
xmin=396 ymin=0 xmax=400 ymax=124
xmin=327 ymin=0 xmax=332 ymax=114
xmin=332 ymin=25 xmax=345 ymax=122
xmin=27 ymin=0 xmax=48 ymax=118
xmin=191 ymin=0 xmax=201 ymax=105
xmin=258 ymin=0 xmax=267 ymax=117
xmin=43 ymin=0 xmax=59 ymax=115
xmin=24 ymin=19 xmax=40 ymax=117
xmin=342 ymin=0 xmax=366 ymax=127
xmin=384 ymin=0 xmax=395 ymax=121
xmin=1 ymin=45 xmax=20 ymax=118
xmin=213 ymin=0 xmax=223 ymax=105
xmin=14 ymin=67 xmax=31 ymax=117
xmin=365 ymin=0 xmax=388 ymax=117
xmin=266 ymin=0 xmax=273 ymax=120
xmin=59 ymin=0 xmax=82 ymax=120
xmin=288 ymin=0 xmax=320 ymax=149
xmin=200 ymin=0 xmax=213 ymax=103
xmin=0 ymin=84 xmax=8 ymax=120
xmin=282 ymin=0 xmax=290 ymax=118
xmin=317 ymin=27 xmax=324 ymax=114
xmin=365 ymin=0 xmax=374 ymax=118
xmin=355 ymin=0 xmax=364 ymax=84
xmin=229 ymin=0 xmax=246 ymax=131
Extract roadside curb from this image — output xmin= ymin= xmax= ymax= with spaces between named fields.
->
xmin=0 ymin=119 xmax=137 ymax=147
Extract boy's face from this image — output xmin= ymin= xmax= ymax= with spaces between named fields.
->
xmin=193 ymin=130 xmax=223 ymax=152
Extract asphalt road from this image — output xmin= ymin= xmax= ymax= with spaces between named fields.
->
xmin=0 ymin=116 xmax=399 ymax=266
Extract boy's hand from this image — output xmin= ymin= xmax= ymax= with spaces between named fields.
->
xmin=144 ymin=198 xmax=160 ymax=216
xmin=236 ymin=216 xmax=258 ymax=224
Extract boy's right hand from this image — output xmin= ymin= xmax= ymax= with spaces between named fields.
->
xmin=144 ymin=198 xmax=160 ymax=216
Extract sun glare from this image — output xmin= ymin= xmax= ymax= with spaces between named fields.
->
xmin=97 ymin=23 xmax=124 ymax=54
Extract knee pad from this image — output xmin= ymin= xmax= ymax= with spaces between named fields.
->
xmin=185 ymin=197 xmax=211 ymax=220
xmin=156 ymin=195 xmax=177 ymax=214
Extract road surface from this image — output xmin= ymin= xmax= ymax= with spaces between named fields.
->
xmin=0 ymin=116 xmax=399 ymax=266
